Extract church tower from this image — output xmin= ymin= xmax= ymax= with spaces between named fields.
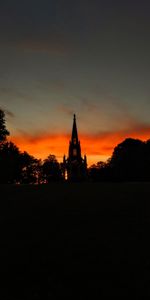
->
xmin=63 ymin=114 xmax=87 ymax=181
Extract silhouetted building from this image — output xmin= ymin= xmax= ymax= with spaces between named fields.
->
xmin=63 ymin=114 xmax=87 ymax=181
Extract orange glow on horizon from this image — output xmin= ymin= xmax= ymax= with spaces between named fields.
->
xmin=11 ymin=127 xmax=150 ymax=166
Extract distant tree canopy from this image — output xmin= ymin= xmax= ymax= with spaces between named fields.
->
xmin=20 ymin=152 xmax=41 ymax=184
xmin=88 ymin=161 xmax=111 ymax=181
xmin=0 ymin=109 xmax=10 ymax=143
xmin=41 ymin=154 xmax=63 ymax=183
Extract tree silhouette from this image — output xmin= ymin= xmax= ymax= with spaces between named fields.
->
xmin=88 ymin=138 xmax=150 ymax=182
xmin=89 ymin=160 xmax=111 ymax=181
xmin=20 ymin=151 xmax=41 ymax=184
xmin=0 ymin=109 xmax=10 ymax=143
xmin=109 ymin=138 xmax=144 ymax=181
xmin=41 ymin=154 xmax=62 ymax=183
xmin=0 ymin=141 xmax=22 ymax=183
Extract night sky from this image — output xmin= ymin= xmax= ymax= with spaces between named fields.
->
xmin=1 ymin=0 xmax=150 ymax=165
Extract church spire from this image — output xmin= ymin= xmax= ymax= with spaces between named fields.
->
xmin=71 ymin=114 xmax=78 ymax=143
xmin=63 ymin=114 xmax=87 ymax=181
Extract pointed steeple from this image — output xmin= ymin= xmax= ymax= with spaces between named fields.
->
xmin=63 ymin=114 xmax=87 ymax=181
xmin=71 ymin=114 xmax=78 ymax=143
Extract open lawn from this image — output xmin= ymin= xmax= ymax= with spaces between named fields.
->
xmin=0 ymin=182 xmax=150 ymax=298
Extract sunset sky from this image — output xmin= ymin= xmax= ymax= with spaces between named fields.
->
xmin=1 ymin=0 xmax=150 ymax=165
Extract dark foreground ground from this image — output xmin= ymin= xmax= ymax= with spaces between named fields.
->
xmin=1 ymin=182 xmax=150 ymax=299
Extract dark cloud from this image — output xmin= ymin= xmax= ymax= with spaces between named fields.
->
xmin=5 ymin=109 xmax=15 ymax=118
xmin=57 ymin=104 xmax=74 ymax=116
xmin=0 ymin=1 xmax=72 ymax=56
xmin=35 ymin=79 xmax=65 ymax=93
xmin=80 ymin=98 xmax=99 ymax=113
xmin=0 ymin=87 xmax=26 ymax=99
xmin=0 ymin=86 xmax=44 ymax=105
xmin=15 ymin=36 xmax=71 ymax=56
xmin=93 ymin=121 xmax=150 ymax=139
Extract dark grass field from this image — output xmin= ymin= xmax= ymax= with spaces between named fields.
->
xmin=1 ymin=182 xmax=150 ymax=299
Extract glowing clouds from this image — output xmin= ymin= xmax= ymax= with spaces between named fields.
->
xmin=10 ymin=124 xmax=150 ymax=166
xmin=11 ymin=133 xmax=69 ymax=161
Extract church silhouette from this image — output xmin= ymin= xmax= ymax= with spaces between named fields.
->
xmin=63 ymin=114 xmax=87 ymax=181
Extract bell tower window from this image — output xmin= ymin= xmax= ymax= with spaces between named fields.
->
xmin=73 ymin=149 xmax=77 ymax=156
xmin=73 ymin=138 xmax=76 ymax=145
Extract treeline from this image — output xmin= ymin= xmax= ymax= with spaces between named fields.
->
xmin=1 ymin=108 xmax=150 ymax=183
xmin=0 ymin=109 xmax=62 ymax=184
